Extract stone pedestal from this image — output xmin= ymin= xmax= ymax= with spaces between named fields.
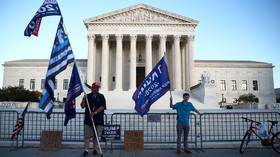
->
xmin=190 ymin=82 xmax=219 ymax=108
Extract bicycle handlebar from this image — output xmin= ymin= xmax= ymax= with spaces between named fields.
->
xmin=241 ymin=117 xmax=261 ymax=125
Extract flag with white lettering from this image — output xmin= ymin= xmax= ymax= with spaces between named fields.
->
xmin=132 ymin=56 xmax=170 ymax=117
xmin=11 ymin=103 xmax=29 ymax=140
xmin=39 ymin=17 xmax=74 ymax=119
xmin=64 ymin=63 xmax=84 ymax=126
xmin=24 ymin=0 xmax=61 ymax=37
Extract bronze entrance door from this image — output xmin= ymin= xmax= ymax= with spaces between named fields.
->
xmin=136 ymin=67 xmax=145 ymax=88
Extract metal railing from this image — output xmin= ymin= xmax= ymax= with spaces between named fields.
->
xmin=0 ymin=109 xmax=279 ymax=149
xmin=0 ymin=110 xmax=19 ymax=147
xmin=198 ymin=110 xmax=280 ymax=149
xmin=23 ymin=110 xmax=108 ymax=143
xmin=110 ymin=112 xmax=197 ymax=147
xmin=0 ymin=109 xmax=108 ymax=148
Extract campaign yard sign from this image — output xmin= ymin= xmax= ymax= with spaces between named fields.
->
xmin=101 ymin=125 xmax=121 ymax=141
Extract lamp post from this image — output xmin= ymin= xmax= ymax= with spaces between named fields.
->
xmin=138 ymin=54 xmax=142 ymax=62
xmin=57 ymin=92 xmax=60 ymax=102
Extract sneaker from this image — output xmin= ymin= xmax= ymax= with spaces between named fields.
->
xmin=82 ymin=150 xmax=88 ymax=156
xmin=184 ymin=149 xmax=192 ymax=154
xmin=93 ymin=150 xmax=98 ymax=155
xmin=176 ymin=149 xmax=181 ymax=154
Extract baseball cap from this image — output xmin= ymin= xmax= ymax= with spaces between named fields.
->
xmin=92 ymin=82 xmax=101 ymax=89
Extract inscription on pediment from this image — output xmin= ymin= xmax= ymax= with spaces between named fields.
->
xmin=94 ymin=8 xmax=188 ymax=23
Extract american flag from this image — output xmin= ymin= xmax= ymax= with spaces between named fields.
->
xmin=11 ymin=103 xmax=29 ymax=140
xmin=39 ymin=17 xmax=74 ymax=119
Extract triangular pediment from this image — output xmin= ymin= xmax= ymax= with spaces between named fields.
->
xmin=84 ymin=4 xmax=199 ymax=24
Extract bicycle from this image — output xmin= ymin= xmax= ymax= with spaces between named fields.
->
xmin=240 ymin=117 xmax=280 ymax=153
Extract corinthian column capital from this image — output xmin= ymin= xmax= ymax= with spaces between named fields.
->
xmin=145 ymin=34 xmax=153 ymax=41
xmin=174 ymin=34 xmax=181 ymax=40
xmin=188 ymin=35 xmax=195 ymax=41
xmin=87 ymin=34 xmax=95 ymax=41
xmin=160 ymin=34 xmax=167 ymax=40
xmin=130 ymin=34 xmax=137 ymax=41
xmin=116 ymin=34 xmax=123 ymax=41
xmin=101 ymin=34 xmax=109 ymax=40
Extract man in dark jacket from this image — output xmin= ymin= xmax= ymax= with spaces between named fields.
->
xmin=81 ymin=82 xmax=106 ymax=156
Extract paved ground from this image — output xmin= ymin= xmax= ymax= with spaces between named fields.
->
xmin=1 ymin=148 xmax=279 ymax=157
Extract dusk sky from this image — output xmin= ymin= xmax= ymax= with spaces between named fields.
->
xmin=0 ymin=0 xmax=279 ymax=88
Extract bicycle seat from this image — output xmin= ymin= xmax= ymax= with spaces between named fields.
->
xmin=268 ymin=120 xmax=278 ymax=125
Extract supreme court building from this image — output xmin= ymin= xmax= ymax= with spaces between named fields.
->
xmin=2 ymin=4 xmax=276 ymax=109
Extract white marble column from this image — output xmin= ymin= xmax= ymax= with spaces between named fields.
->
xmin=181 ymin=41 xmax=185 ymax=90
xmin=115 ymin=34 xmax=123 ymax=90
xmin=174 ymin=35 xmax=182 ymax=90
xmin=145 ymin=34 xmax=153 ymax=76
xmin=187 ymin=35 xmax=195 ymax=88
xmin=184 ymin=40 xmax=190 ymax=90
xmin=87 ymin=34 xmax=96 ymax=85
xmin=159 ymin=34 xmax=167 ymax=60
xmin=101 ymin=34 xmax=109 ymax=90
xmin=129 ymin=34 xmax=137 ymax=90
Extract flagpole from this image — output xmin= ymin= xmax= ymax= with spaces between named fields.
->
xmin=74 ymin=61 xmax=103 ymax=156
xmin=163 ymin=51 xmax=173 ymax=104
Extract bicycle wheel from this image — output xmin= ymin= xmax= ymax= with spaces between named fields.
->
xmin=240 ymin=131 xmax=251 ymax=153
xmin=272 ymin=132 xmax=280 ymax=153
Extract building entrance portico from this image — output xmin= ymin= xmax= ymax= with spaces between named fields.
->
xmin=84 ymin=4 xmax=198 ymax=91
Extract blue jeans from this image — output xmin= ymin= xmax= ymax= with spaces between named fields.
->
xmin=176 ymin=122 xmax=190 ymax=150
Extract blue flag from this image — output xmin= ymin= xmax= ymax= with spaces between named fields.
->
xmin=64 ymin=63 xmax=84 ymax=126
xmin=24 ymin=0 xmax=61 ymax=37
xmin=39 ymin=17 xmax=74 ymax=119
xmin=132 ymin=56 xmax=170 ymax=117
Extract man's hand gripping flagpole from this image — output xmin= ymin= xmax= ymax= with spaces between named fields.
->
xmin=169 ymin=90 xmax=173 ymax=109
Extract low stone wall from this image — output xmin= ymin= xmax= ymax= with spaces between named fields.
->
xmin=259 ymin=103 xmax=280 ymax=109
xmin=221 ymin=103 xmax=280 ymax=110
xmin=0 ymin=101 xmax=65 ymax=109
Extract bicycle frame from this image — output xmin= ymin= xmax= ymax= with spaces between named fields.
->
xmin=244 ymin=118 xmax=276 ymax=145
xmin=248 ymin=123 xmax=260 ymax=137
xmin=240 ymin=117 xmax=280 ymax=153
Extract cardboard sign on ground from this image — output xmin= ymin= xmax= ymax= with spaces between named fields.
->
xmin=124 ymin=130 xmax=144 ymax=151
xmin=40 ymin=130 xmax=62 ymax=151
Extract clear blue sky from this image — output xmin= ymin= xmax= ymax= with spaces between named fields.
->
xmin=0 ymin=0 xmax=279 ymax=88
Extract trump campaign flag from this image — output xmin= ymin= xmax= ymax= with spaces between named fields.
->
xmin=11 ymin=103 xmax=29 ymax=140
xmin=64 ymin=63 xmax=84 ymax=126
xmin=24 ymin=0 xmax=61 ymax=37
xmin=132 ymin=56 xmax=170 ymax=117
xmin=39 ymin=17 xmax=74 ymax=119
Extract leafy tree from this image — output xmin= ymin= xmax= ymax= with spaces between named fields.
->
xmin=0 ymin=86 xmax=41 ymax=102
xmin=237 ymin=93 xmax=259 ymax=103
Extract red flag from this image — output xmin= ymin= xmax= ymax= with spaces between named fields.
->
xmin=32 ymin=18 xmax=42 ymax=36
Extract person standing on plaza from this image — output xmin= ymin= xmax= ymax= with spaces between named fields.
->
xmin=170 ymin=93 xmax=202 ymax=154
xmin=80 ymin=82 xmax=106 ymax=156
